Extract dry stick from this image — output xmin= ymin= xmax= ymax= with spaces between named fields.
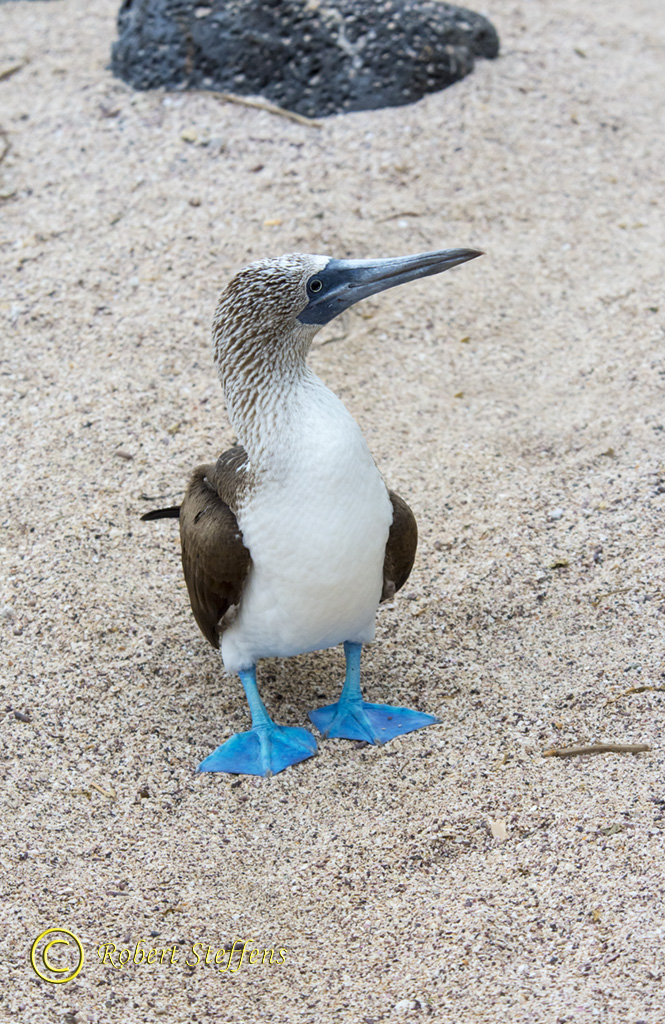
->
xmin=378 ymin=210 xmax=427 ymax=222
xmin=543 ymin=742 xmax=651 ymax=758
xmin=0 ymin=60 xmax=28 ymax=83
xmin=605 ymin=685 xmax=665 ymax=705
xmin=88 ymin=781 xmax=117 ymax=799
xmin=591 ymin=587 xmax=632 ymax=606
xmin=317 ymin=331 xmax=348 ymax=347
xmin=0 ymin=128 xmax=10 ymax=167
xmin=211 ymin=91 xmax=322 ymax=128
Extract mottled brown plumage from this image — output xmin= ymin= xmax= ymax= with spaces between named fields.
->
xmin=382 ymin=491 xmax=418 ymax=602
xmin=178 ymin=446 xmax=250 ymax=649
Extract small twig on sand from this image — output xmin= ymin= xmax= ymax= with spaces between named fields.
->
xmin=0 ymin=128 xmax=10 ymax=167
xmin=591 ymin=587 xmax=631 ymax=606
xmin=317 ymin=330 xmax=348 ymax=347
xmin=543 ymin=742 xmax=651 ymax=758
xmin=378 ymin=210 xmax=426 ymax=223
xmin=212 ymin=92 xmax=322 ymax=128
xmin=0 ymin=59 xmax=28 ymax=83
xmin=605 ymin=685 xmax=665 ymax=705
xmin=89 ymin=781 xmax=117 ymax=800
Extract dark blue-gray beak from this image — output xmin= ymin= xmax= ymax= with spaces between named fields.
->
xmin=298 ymin=248 xmax=483 ymax=326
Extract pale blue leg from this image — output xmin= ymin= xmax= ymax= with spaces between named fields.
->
xmin=198 ymin=666 xmax=317 ymax=777
xmin=309 ymin=642 xmax=440 ymax=744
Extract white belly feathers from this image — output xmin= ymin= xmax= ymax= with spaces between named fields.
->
xmin=220 ymin=384 xmax=393 ymax=673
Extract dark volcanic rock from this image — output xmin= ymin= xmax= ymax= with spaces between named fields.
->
xmin=111 ymin=0 xmax=499 ymax=118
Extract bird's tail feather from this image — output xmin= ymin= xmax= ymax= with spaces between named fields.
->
xmin=141 ymin=506 xmax=181 ymax=521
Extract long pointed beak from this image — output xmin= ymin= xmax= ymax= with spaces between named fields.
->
xmin=298 ymin=248 xmax=483 ymax=325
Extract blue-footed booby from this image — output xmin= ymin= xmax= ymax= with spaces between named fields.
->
xmin=143 ymin=247 xmax=482 ymax=776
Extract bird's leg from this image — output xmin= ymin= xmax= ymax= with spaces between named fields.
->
xmin=198 ymin=666 xmax=317 ymax=777
xmin=309 ymin=641 xmax=440 ymax=744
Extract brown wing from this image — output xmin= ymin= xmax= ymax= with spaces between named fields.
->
xmin=179 ymin=446 xmax=251 ymax=649
xmin=381 ymin=490 xmax=418 ymax=602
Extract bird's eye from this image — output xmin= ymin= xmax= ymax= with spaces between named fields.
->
xmin=309 ymin=279 xmax=323 ymax=293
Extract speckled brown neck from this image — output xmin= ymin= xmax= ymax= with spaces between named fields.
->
xmin=214 ymin=325 xmax=310 ymax=457
xmin=210 ymin=255 xmax=325 ymax=460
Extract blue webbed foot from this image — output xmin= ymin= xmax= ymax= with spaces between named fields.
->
xmin=198 ymin=722 xmax=317 ymax=776
xmin=309 ymin=641 xmax=440 ymax=745
xmin=198 ymin=664 xmax=317 ymax=776
xmin=309 ymin=700 xmax=439 ymax=744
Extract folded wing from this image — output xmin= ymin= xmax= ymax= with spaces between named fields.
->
xmin=382 ymin=490 xmax=418 ymax=602
xmin=179 ymin=446 xmax=251 ymax=649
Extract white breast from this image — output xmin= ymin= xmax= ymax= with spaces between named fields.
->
xmin=220 ymin=377 xmax=393 ymax=673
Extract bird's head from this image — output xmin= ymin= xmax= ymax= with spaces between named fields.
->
xmin=212 ymin=253 xmax=330 ymax=376
xmin=212 ymin=247 xmax=482 ymax=406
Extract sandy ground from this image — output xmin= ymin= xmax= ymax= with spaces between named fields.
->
xmin=1 ymin=0 xmax=664 ymax=1021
